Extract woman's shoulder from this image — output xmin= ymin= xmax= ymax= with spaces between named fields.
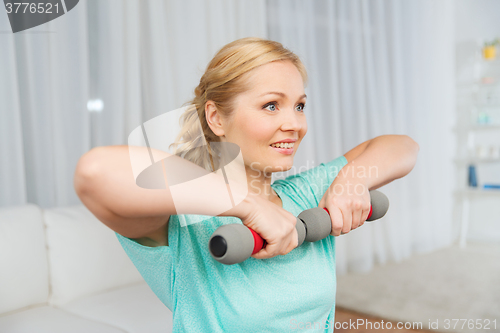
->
xmin=274 ymin=155 xmax=348 ymax=184
xmin=271 ymin=155 xmax=349 ymax=207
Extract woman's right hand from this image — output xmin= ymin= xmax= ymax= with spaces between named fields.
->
xmin=224 ymin=192 xmax=299 ymax=260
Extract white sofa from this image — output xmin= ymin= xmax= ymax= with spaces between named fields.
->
xmin=0 ymin=204 xmax=173 ymax=333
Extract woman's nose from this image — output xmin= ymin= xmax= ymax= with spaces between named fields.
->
xmin=280 ymin=108 xmax=304 ymax=131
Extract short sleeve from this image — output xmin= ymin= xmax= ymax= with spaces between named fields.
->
xmin=115 ymin=232 xmax=174 ymax=310
xmin=274 ymin=155 xmax=348 ymax=206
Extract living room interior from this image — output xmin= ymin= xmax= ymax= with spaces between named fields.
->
xmin=1 ymin=1 xmax=499 ymax=333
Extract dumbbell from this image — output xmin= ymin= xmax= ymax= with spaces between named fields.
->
xmin=209 ymin=190 xmax=389 ymax=265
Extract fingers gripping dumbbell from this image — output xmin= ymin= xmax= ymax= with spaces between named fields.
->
xmin=209 ymin=190 xmax=389 ymax=265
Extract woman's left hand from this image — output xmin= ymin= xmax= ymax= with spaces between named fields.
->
xmin=318 ymin=176 xmax=371 ymax=236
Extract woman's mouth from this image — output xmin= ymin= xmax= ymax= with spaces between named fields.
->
xmin=270 ymin=142 xmax=294 ymax=155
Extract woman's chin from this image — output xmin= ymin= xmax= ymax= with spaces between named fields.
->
xmin=270 ymin=163 xmax=293 ymax=173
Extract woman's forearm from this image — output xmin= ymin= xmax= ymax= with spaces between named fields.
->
xmin=75 ymin=145 xmax=251 ymax=220
xmin=340 ymin=135 xmax=420 ymax=190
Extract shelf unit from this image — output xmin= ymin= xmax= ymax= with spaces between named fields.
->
xmin=455 ymin=57 xmax=500 ymax=247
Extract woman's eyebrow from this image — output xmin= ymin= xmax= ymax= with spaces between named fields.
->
xmin=259 ymin=92 xmax=307 ymax=100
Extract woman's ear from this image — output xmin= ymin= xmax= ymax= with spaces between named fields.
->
xmin=205 ymin=101 xmax=225 ymax=137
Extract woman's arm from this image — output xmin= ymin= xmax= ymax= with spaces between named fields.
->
xmin=74 ymin=145 xmax=247 ymax=238
xmin=75 ymin=144 xmax=299 ymax=258
xmin=319 ymin=134 xmax=419 ymax=235
xmin=342 ymin=134 xmax=420 ymax=190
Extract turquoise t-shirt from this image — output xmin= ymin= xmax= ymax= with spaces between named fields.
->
xmin=115 ymin=155 xmax=348 ymax=332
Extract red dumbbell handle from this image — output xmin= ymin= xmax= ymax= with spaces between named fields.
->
xmin=249 ymin=205 xmax=373 ymax=254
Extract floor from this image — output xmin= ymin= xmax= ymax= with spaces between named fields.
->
xmin=334 ymin=307 xmax=435 ymax=333
xmin=334 ymin=242 xmax=500 ymax=333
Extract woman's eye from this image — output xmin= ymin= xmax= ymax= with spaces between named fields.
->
xmin=296 ymin=103 xmax=306 ymax=112
xmin=263 ymin=102 xmax=277 ymax=111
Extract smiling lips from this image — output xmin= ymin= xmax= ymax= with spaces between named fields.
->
xmin=270 ymin=142 xmax=295 ymax=155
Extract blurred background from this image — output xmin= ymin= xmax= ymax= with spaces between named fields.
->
xmin=0 ymin=0 xmax=499 ymax=332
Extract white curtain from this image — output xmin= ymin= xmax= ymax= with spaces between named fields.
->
xmin=1 ymin=2 xmax=90 ymax=208
xmin=267 ymin=0 xmax=456 ymax=274
xmin=1 ymin=0 xmax=455 ymax=273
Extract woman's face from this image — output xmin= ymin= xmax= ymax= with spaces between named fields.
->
xmin=221 ymin=60 xmax=307 ymax=175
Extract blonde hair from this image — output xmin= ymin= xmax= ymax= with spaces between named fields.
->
xmin=169 ymin=37 xmax=308 ymax=171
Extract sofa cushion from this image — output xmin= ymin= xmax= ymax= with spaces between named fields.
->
xmin=63 ymin=282 xmax=173 ymax=333
xmin=44 ymin=205 xmax=143 ymax=306
xmin=0 ymin=306 xmax=126 ymax=333
xmin=0 ymin=204 xmax=49 ymax=314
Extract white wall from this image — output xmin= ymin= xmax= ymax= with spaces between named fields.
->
xmin=455 ymin=0 xmax=500 ymax=44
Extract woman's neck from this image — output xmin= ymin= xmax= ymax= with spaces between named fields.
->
xmin=244 ymin=165 xmax=277 ymax=202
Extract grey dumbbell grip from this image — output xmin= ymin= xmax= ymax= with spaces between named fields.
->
xmin=209 ymin=224 xmax=254 ymax=265
xmin=298 ymin=207 xmax=331 ymax=242
xmin=367 ymin=189 xmax=389 ymax=220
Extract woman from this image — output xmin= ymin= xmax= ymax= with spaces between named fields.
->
xmin=74 ymin=37 xmax=419 ymax=332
